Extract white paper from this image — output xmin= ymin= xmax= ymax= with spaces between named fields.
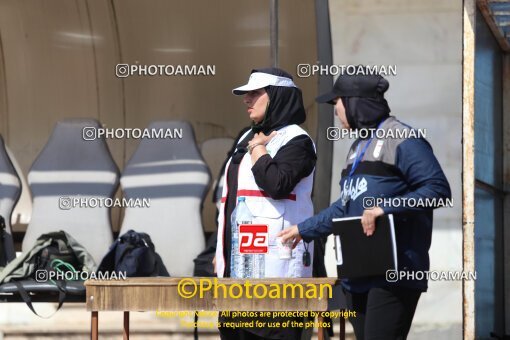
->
xmin=334 ymin=235 xmax=343 ymax=265
xmin=388 ymin=214 xmax=398 ymax=270
xmin=332 ymin=216 xmax=362 ymax=222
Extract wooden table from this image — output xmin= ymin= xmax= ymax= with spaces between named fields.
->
xmin=85 ymin=277 xmax=345 ymax=339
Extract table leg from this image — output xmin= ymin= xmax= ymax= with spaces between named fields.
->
xmin=123 ymin=311 xmax=130 ymax=340
xmin=91 ymin=311 xmax=98 ymax=340
xmin=317 ymin=315 xmax=324 ymax=340
xmin=340 ymin=313 xmax=345 ymax=340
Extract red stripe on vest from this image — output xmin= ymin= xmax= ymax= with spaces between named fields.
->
xmin=236 ymin=189 xmax=296 ymax=201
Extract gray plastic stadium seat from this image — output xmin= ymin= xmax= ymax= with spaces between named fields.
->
xmin=119 ymin=121 xmax=210 ymax=276
xmin=0 ymin=136 xmax=22 ymax=264
xmin=10 ymin=150 xmax=33 ymax=226
xmin=21 ymin=119 xmax=119 ymax=264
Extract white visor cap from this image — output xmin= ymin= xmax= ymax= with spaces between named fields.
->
xmin=232 ymin=72 xmax=298 ymax=95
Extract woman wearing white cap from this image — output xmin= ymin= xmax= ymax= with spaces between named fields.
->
xmin=215 ymin=68 xmax=316 ymax=340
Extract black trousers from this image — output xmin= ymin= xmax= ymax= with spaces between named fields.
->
xmin=219 ymin=327 xmax=303 ymax=340
xmin=344 ymin=286 xmax=421 ymax=340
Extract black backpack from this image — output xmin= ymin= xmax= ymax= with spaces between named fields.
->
xmin=193 ymin=231 xmax=217 ymax=277
xmin=0 ymin=216 xmax=6 ymax=267
xmin=97 ymin=230 xmax=169 ymax=277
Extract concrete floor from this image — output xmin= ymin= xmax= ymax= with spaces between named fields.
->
xmin=0 ymin=303 xmax=356 ymax=340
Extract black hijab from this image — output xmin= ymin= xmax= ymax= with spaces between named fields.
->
xmin=340 ymin=77 xmax=391 ymax=131
xmin=250 ymin=67 xmax=306 ymax=134
xmin=232 ymin=68 xmax=306 ymax=163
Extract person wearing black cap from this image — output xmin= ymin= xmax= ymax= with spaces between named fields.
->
xmin=214 ymin=67 xmax=317 ymax=340
xmin=279 ymin=73 xmax=451 ymax=339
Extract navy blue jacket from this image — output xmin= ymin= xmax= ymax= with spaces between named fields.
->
xmin=298 ymin=117 xmax=451 ymax=292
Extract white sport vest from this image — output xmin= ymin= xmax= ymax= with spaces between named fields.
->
xmin=215 ymin=124 xmax=315 ymax=278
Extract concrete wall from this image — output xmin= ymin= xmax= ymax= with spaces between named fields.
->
xmin=325 ymin=0 xmax=463 ymax=338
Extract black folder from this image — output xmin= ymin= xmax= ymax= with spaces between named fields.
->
xmin=332 ymin=214 xmax=397 ymax=279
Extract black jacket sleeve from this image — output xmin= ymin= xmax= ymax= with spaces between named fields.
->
xmin=251 ymin=135 xmax=316 ymax=199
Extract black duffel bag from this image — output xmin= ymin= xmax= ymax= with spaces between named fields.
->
xmin=97 ymin=230 xmax=169 ymax=277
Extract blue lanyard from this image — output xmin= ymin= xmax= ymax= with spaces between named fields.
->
xmin=348 ymin=141 xmax=371 ymax=178
xmin=347 ymin=119 xmax=387 ymax=179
